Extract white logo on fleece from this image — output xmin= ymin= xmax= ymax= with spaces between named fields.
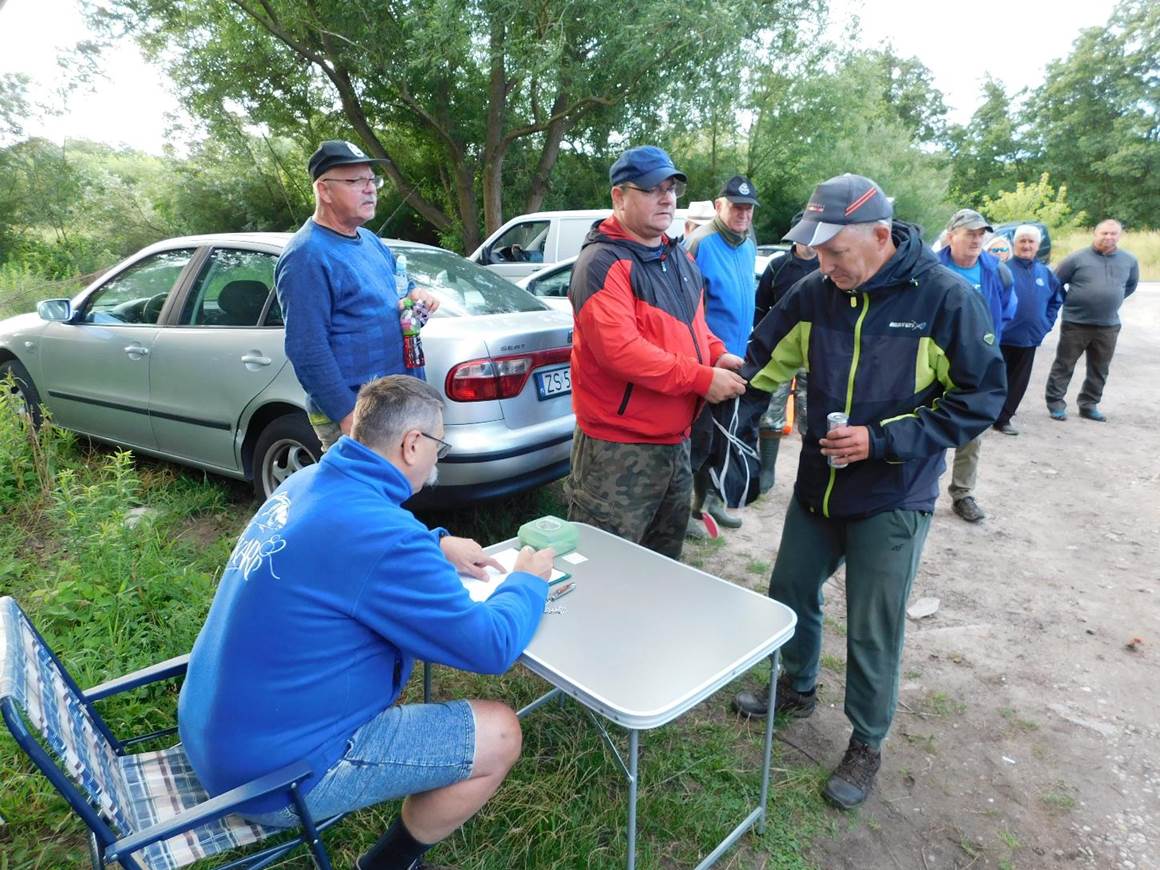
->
xmin=228 ymin=492 xmax=291 ymax=580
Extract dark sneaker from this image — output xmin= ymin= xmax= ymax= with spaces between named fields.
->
xmin=993 ymin=421 xmax=1019 ymax=435
xmin=1079 ymin=406 xmax=1107 ymax=422
xmin=823 ymin=738 xmax=881 ymax=809
xmin=1048 ymin=408 xmax=1067 ymax=421
xmin=952 ymin=496 xmax=985 ymax=523
xmin=731 ymin=675 xmax=817 ymax=719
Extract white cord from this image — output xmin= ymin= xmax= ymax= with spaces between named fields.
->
xmin=709 ymin=396 xmax=759 ymax=508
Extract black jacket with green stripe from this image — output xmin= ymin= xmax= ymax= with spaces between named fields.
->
xmin=742 ymin=221 xmax=1006 ymax=519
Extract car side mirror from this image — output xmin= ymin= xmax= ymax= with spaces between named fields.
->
xmin=37 ymin=299 xmax=73 ymax=322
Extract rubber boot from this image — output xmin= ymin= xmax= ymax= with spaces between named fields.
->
xmin=759 ymin=431 xmax=780 ymax=494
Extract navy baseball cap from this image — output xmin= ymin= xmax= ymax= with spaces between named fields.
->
xmin=785 ymin=174 xmax=893 ymax=247
xmin=609 ymin=146 xmax=687 ymax=189
xmin=309 ymin=140 xmax=387 ymax=180
xmin=719 ymin=175 xmax=759 ymax=205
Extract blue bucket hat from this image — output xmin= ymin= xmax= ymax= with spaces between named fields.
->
xmin=609 ymin=146 xmax=687 ymax=189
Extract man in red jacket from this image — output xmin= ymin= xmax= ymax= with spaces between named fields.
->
xmin=566 ymin=146 xmax=746 ymax=559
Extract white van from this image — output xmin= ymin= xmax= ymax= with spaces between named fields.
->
xmin=470 ymin=208 xmax=688 ymax=280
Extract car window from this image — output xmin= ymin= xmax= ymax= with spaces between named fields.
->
xmin=528 ymin=264 xmax=573 ymax=298
xmin=487 ymin=220 xmax=549 ymax=264
xmin=80 ymin=249 xmax=196 ymax=325
xmin=400 ymin=248 xmax=548 ymax=316
xmin=557 ymin=218 xmax=600 ymax=261
xmin=181 ymin=248 xmax=277 ymax=327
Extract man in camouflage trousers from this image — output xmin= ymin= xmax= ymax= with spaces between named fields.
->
xmin=566 ymin=146 xmax=746 ymax=559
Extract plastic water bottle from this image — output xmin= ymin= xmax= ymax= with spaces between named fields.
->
xmin=395 ymin=254 xmax=409 ymax=298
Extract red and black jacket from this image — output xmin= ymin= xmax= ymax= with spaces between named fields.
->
xmin=568 ymin=217 xmax=726 ymax=444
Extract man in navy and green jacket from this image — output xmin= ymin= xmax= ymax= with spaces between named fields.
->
xmin=730 ymin=174 xmax=1005 ymax=811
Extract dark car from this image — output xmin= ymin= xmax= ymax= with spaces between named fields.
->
xmin=992 ymin=221 xmax=1052 ymax=264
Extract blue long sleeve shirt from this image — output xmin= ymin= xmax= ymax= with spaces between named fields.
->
xmin=938 ymin=248 xmax=1016 ymax=343
xmin=275 ymin=221 xmax=419 ymax=422
xmin=686 ymin=223 xmax=756 ymax=357
xmin=178 ymin=436 xmax=547 ymax=812
xmin=1002 ymin=256 xmax=1064 ymax=347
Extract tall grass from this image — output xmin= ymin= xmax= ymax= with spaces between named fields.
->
xmin=0 ymin=407 xmax=833 ymax=869
xmin=1051 ymin=229 xmax=1160 ymax=280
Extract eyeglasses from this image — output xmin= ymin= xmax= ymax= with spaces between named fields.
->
xmin=321 ymin=175 xmax=384 ymax=190
xmin=623 ymin=179 xmax=687 ymax=199
xmin=989 ymin=246 xmax=1010 ymax=253
xmin=419 ymin=431 xmax=452 ymax=459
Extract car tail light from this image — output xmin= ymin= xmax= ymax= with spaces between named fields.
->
xmin=445 ymin=347 xmax=571 ymax=402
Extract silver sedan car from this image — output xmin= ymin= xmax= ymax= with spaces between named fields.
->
xmin=0 ymin=233 xmax=575 ymax=504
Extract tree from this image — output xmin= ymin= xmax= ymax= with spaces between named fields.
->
xmin=0 ymin=74 xmax=32 ymax=144
xmin=981 ymin=173 xmax=1084 ymax=228
xmin=947 ymin=76 xmax=1037 ymax=207
xmin=91 ymin=0 xmax=811 ymax=249
xmin=1023 ymin=0 xmax=1159 ymax=227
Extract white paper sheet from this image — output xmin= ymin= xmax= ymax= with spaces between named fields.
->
xmin=460 ymin=547 xmax=567 ymax=602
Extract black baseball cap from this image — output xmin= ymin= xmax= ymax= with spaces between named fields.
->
xmin=308 ymin=140 xmax=387 ymax=180
xmin=609 ymin=146 xmax=687 ymax=189
xmin=784 ymin=174 xmax=893 ymax=247
xmin=719 ymin=175 xmax=759 ymax=205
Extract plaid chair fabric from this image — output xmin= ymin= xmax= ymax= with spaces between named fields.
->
xmin=0 ymin=597 xmax=283 ymax=870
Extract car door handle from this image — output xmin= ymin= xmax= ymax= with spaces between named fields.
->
xmin=124 ymin=343 xmax=150 ymax=358
xmin=241 ymin=353 xmax=272 ymax=367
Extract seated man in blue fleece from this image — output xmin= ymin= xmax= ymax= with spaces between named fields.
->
xmin=179 ymin=375 xmax=554 ymax=870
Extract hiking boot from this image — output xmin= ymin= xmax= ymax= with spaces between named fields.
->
xmin=993 ymin=421 xmax=1019 ymax=435
xmin=731 ymin=675 xmax=817 ymax=719
xmin=1079 ymin=406 xmax=1107 ymax=422
xmin=952 ymin=496 xmax=985 ymax=523
xmin=823 ymin=737 xmax=881 ymax=810
xmin=704 ymin=493 xmax=742 ymax=529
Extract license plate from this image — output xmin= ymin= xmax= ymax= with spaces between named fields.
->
xmin=535 ymin=366 xmax=571 ymax=400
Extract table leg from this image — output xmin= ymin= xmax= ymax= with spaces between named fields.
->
xmin=627 ymin=728 xmax=639 ymax=870
xmin=757 ymin=650 xmax=779 ymax=834
xmin=423 ymin=662 xmax=432 ymax=704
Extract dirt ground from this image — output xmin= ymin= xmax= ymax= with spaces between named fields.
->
xmin=711 ymin=283 xmax=1158 ymax=869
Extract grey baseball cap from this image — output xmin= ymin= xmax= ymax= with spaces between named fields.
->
xmin=946 ymin=208 xmax=993 ymax=233
xmin=784 ymin=174 xmax=893 ymax=247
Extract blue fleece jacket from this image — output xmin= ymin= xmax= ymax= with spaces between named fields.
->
xmin=1002 ymin=256 xmax=1064 ymax=347
xmin=178 ymin=436 xmax=547 ymax=812
xmin=938 ymin=248 xmax=1017 ymax=343
xmin=275 ymin=220 xmax=420 ymax=423
xmin=686 ymin=224 xmax=756 ymax=356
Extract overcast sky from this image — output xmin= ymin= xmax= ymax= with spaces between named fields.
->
xmin=1 ymin=0 xmax=1112 ymax=154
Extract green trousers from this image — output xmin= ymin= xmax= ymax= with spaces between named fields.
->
xmin=769 ymin=497 xmax=932 ymax=749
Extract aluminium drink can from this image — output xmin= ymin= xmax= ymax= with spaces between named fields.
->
xmin=827 ymin=411 xmax=849 ymax=468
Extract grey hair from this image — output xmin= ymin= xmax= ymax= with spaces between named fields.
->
xmin=847 ymin=219 xmax=892 ymax=237
xmin=351 ymin=375 xmax=444 ymax=453
xmin=1013 ymin=224 xmax=1041 ymax=245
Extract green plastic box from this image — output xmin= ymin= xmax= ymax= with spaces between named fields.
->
xmin=517 ymin=515 xmax=579 ymax=555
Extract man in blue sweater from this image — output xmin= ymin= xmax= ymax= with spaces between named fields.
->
xmin=179 ymin=375 xmax=554 ymax=870
xmin=276 ymin=140 xmax=440 ymax=450
xmin=686 ymin=175 xmax=759 ymax=532
xmin=937 ymin=209 xmax=1016 ymax=523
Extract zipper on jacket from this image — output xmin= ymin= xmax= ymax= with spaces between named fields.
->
xmin=617 ymin=383 xmax=635 ymax=415
xmin=822 ymin=291 xmax=870 ymax=518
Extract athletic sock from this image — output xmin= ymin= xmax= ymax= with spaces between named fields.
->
xmin=357 ymin=816 xmax=434 ymax=870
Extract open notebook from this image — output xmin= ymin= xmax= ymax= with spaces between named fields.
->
xmin=460 ymin=547 xmax=568 ymax=602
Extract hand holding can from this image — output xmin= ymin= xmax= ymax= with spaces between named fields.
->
xmin=827 ymin=411 xmax=849 ymax=468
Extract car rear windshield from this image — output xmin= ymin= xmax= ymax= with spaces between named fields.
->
xmin=398 ymin=248 xmax=547 ymax=316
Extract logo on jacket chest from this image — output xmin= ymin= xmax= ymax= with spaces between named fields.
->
xmin=888 ymin=320 xmax=928 ymax=331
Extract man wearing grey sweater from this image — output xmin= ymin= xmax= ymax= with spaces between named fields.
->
xmin=1045 ymin=220 xmax=1138 ymax=422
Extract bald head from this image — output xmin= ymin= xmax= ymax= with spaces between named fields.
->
xmin=1093 ymin=220 xmax=1122 ymax=255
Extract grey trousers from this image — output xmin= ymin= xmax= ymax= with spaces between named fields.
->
xmin=948 ymin=435 xmax=982 ymax=501
xmin=1045 ymin=322 xmax=1121 ymax=412
xmin=768 ymin=498 xmax=932 ymax=749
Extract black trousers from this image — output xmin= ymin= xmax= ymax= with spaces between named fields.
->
xmin=1045 ymin=322 xmax=1121 ymax=412
xmin=997 ymin=344 xmax=1037 ymax=426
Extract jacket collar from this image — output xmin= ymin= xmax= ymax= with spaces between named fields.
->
xmin=321 ymin=435 xmax=414 ymax=503
xmin=586 ymin=215 xmax=677 ymax=263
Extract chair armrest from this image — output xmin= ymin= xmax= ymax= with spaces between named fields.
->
xmin=105 ymin=759 xmax=314 ymax=863
xmin=83 ymin=654 xmax=190 ymax=702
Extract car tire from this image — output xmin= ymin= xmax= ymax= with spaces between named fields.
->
xmin=252 ymin=413 xmax=321 ymax=501
xmin=0 ymin=358 xmax=43 ymax=427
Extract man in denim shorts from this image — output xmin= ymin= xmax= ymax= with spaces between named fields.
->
xmin=179 ymin=376 xmax=555 ymax=869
